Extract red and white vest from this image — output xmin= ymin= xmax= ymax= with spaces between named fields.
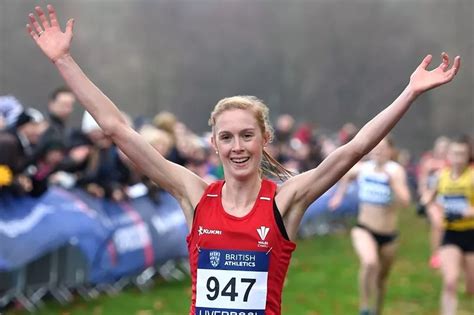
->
xmin=187 ymin=179 xmax=296 ymax=315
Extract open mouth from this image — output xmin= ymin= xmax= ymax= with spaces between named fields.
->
xmin=230 ymin=157 xmax=250 ymax=164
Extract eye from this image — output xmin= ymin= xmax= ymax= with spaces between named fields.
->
xmin=219 ymin=134 xmax=231 ymax=141
xmin=243 ymin=133 xmax=254 ymax=140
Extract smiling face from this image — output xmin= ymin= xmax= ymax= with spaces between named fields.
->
xmin=212 ymin=108 xmax=268 ymax=181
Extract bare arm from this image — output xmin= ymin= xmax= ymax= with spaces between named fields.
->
xmin=26 ymin=5 xmax=207 ymax=227
xmin=420 ymin=171 xmax=440 ymax=206
xmin=465 ymin=176 xmax=474 ymax=218
xmin=277 ymin=53 xmax=460 ymax=238
xmin=417 ymin=155 xmax=432 ymax=197
xmin=389 ymin=165 xmax=411 ymax=208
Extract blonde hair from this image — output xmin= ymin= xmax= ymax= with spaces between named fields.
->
xmin=139 ymin=125 xmax=173 ymax=157
xmin=209 ymin=95 xmax=293 ymax=181
xmin=153 ymin=111 xmax=177 ymax=135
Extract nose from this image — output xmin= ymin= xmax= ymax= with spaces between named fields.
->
xmin=232 ymin=138 xmax=244 ymax=152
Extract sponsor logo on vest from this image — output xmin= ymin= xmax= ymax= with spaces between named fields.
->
xmin=209 ymin=251 xmax=221 ymax=267
xmin=256 ymin=226 xmax=269 ymax=240
xmin=256 ymin=226 xmax=269 ymax=248
xmin=223 ymin=253 xmax=256 ymax=268
xmin=198 ymin=226 xmax=223 ymax=236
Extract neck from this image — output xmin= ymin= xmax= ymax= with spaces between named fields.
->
xmin=50 ymin=113 xmax=66 ymax=124
xmin=222 ymin=174 xmax=262 ymax=211
xmin=374 ymin=160 xmax=387 ymax=169
xmin=451 ymin=165 xmax=467 ymax=177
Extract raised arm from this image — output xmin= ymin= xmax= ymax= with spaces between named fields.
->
xmin=277 ymin=53 xmax=460 ymax=238
xmin=26 ymin=5 xmax=207 ymax=227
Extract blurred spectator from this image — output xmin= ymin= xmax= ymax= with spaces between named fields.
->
xmin=272 ymin=114 xmax=294 ymax=166
xmin=48 ymin=129 xmax=93 ymax=189
xmin=35 ymin=87 xmax=88 ymax=177
xmin=469 ymin=134 xmax=474 ymax=163
xmin=45 ymin=87 xmax=75 ymax=138
xmin=76 ymin=111 xmax=131 ymax=201
xmin=36 ymin=87 xmax=75 ymax=148
xmin=184 ymin=136 xmax=217 ymax=184
xmin=293 ymin=123 xmax=313 ymax=145
xmin=153 ymin=111 xmax=188 ymax=165
xmin=0 ymin=95 xmax=23 ymax=128
xmin=417 ymin=135 xmax=450 ymax=269
xmin=418 ymin=136 xmax=450 ymax=198
xmin=139 ymin=125 xmax=173 ymax=158
xmin=289 ymin=123 xmax=324 ymax=172
xmin=27 ymin=136 xmax=66 ymax=197
xmin=274 ymin=114 xmax=295 ymax=144
xmin=338 ymin=122 xmax=358 ymax=145
xmin=395 ymin=148 xmax=418 ymax=194
xmin=8 ymin=108 xmax=47 ymax=167
xmin=0 ymin=108 xmax=47 ymax=195
xmin=0 ymin=132 xmax=19 ymax=193
xmin=121 ymin=125 xmax=175 ymax=203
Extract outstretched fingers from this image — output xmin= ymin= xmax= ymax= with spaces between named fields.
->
xmin=35 ymin=6 xmax=50 ymax=30
xmin=28 ymin=13 xmax=43 ymax=35
xmin=419 ymin=54 xmax=432 ymax=70
xmin=47 ymin=4 xmax=60 ymax=28
xmin=65 ymin=18 xmax=75 ymax=37
xmin=26 ymin=23 xmax=39 ymax=41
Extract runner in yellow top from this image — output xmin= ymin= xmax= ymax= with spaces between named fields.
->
xmin=431 ymin=135 xmax=474 ymax=315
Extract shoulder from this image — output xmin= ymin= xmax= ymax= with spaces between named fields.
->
xmin=200 ymin=180 xmax=222 ymax=197
xmin=466 ymin=166 xmax=474 ymax=185
xmin=438 ymin=167 xmax=450 ymax=177
xmin=386 ymin=160 xmax=404 ymax=173
xmin=356 ymin=160 xmax=372 ymax=173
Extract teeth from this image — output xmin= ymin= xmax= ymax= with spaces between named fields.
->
xmin=231 ymin=157 xmax=249 ymax=163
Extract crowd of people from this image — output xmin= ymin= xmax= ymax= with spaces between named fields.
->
xmin=0 ymin=4 xmax=472 ymax=315
xmin=0 ymin=89 xmax=354 ymax=202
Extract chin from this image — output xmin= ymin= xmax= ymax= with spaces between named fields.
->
xmin=228 ymin=166 xmax=258 ymax=181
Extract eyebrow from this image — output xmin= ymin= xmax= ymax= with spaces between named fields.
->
xmin=217 ymin=128 xmax=256 ymax=136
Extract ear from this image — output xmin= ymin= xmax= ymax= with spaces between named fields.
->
xmin=211 ymin=135 xmax=218 ymax=153
xmin=263 ymin=131 xmax=271 ymax=147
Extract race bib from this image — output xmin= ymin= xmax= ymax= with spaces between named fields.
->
xmin=196 ymin=249 xmax=269 ymax=315
xmin=358 ymin=177 xmax=392 ymax=205
xmin=440 ymin=195 xmax=468 ymax=215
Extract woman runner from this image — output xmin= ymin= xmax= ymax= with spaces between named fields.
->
xmin=26 ymin=5 xmax=460 ymax=314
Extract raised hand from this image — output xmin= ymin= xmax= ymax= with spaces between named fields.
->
xmin=26 ymin=5 xmax=74 ymax=63
xmin=409 ymin=52 xmax=461 ymax=95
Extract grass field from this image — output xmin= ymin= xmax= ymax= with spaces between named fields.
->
xmin=8 ymin=208 xmax=474 ymax=315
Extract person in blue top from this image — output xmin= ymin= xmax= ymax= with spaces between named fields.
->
xmin=329 ymin=137 xmax=411 ymax=315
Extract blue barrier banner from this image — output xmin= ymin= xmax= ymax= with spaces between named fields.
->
xmin=0 ymin=187 xmax=109 ymax=272
xmin=145 ymin=192 xmax=189 ymax=262
xmin=0 ymin=187 xmax=189 ymax=284
xmin=90 ymin=191 xmax=189 ymax=283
